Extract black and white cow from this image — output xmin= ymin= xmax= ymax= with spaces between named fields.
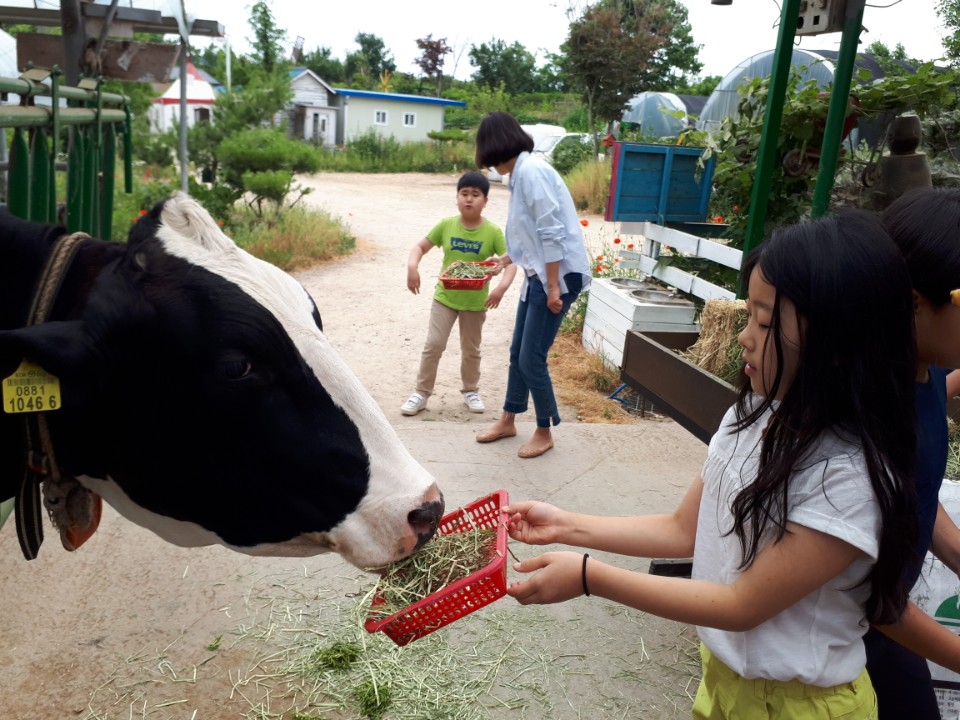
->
xmin=0 ymin=192 xmax=443 ymax=569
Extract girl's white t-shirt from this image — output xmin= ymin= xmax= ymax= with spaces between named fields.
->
xmin=693 ymin=403 xmax=881 ymax=686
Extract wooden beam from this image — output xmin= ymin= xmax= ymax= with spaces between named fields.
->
xmin=0 ymin=5 xmax=224 ymax=38
xmin=17 ymin=33 xmax=182 ymax=83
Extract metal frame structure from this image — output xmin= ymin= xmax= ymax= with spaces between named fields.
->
xmin=3 ymin=67 xmax=132 ymax=238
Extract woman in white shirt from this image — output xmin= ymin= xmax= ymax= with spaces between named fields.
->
xmin=473 ymin=112 xmax=592 ymax=458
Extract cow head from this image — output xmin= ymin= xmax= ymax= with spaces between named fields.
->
xmin=0 ymin=193 xmax=443 ymax=569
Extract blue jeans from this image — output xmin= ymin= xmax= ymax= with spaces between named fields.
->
xmin=503 ymin=273 xmax=583 ymax=428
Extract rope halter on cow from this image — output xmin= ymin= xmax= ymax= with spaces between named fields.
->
xmin=14 ymin=231 xmax=101 ymax=560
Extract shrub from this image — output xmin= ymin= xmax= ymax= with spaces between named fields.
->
xmin=565 ymin=160 xmax=611 ymax=214
xmin=219 ymin=128 xmax=322 ymax=214
xmin=230 ymin=204 xmax=356 ymax=271
xmin=552 ymin=139 xmax=596 ymax=176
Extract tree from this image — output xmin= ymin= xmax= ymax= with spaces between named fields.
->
xmin=563 ymin=2 xmax=665 ymax=137
xmin=674 ymin=74 xmax=722 ymax=97
xmin=938 ymin=0 xmax=960 ymax=64
xmin=864 ymin=39 xmax=920 ymax=76
xmin=247 ymin=0 xmax=287 ymax=74
xmin=218 ymin=128 xmax=321 ymax=216
xmin=352 ymin=33 xmax=396 ymax=80
xmin=414 ymin=34 xmax=452 ymax=96
xmin=469 ymin=39 xmax=541 ymax=94
xmin=610 ymin=0 xmax=702 ymax=88
xmin=187 ymin=73 xmax=293 ymax=202
xmin=301 ymin=46 xmax=346 ymax=83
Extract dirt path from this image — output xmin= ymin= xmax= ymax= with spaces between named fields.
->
xmin=0 ymin=174 xmax=704 ymax=720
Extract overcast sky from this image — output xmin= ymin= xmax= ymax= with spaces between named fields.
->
xmin=178 ymin=0 xmax=947 ymax=81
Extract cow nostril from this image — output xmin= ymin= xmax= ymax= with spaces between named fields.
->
xmin=408 ymin=500 xmax=444 ymax=547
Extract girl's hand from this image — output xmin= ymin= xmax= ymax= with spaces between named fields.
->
xmin=507 ymin=551 xmax=583 ymax=604
xmin=503 ymin=501 xmax=565 ymax=545
xmin=546 ymin=285 xmax=562 ymax=313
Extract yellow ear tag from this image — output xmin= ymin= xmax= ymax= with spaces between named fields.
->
xmin=2 ymin=359 xmax=62 ymax=414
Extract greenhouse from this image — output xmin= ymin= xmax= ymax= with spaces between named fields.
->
xmin=697 ymin=48 xmax=897 ymax=148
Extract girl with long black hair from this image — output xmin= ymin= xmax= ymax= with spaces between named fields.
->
xmin=501 ymin=210 xmax=919 ymax=718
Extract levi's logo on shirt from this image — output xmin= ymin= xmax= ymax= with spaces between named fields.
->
xmin=450 ymin=237 xmax=482 ymax=254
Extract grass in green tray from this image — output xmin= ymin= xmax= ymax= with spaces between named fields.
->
xmin=369 ymin=527 xmax=499 ymax=619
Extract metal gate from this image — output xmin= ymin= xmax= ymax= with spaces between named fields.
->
xmin=2 ymin=66 xmax=132 ymax=239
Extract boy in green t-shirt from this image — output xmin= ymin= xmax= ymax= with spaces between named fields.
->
xmin=402 ymin=171 xmax=516 ymax=415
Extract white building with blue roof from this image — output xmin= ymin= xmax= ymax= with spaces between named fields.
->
xmin=288 ymin=68 xmax=466 ymax=148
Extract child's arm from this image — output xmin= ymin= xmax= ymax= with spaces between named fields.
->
xmin=504 ymin=475 xmax=702 ymax=559
xmin=407 ymin=237 xmax=434 ymax=295
xmin=485 ymin=264 xmax=517 ymax=309
xmin=877 ymin=601 xmax=960 ymax=674
xmin=508 ymin=497 xmax=864 ymax=632
xmin=946 ymin=369 xmax=960 ymax=398
xmin=931 ymin=503 xmax=960 ymax=576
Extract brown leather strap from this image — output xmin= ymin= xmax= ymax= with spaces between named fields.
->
xmin=16 ymin=232 xmax=87 ymax=560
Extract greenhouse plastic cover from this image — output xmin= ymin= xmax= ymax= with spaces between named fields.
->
xmin=622 ymin=91 xmax=688 ymax=138
xmin=697 ymin=49 xmax=836 ymax=133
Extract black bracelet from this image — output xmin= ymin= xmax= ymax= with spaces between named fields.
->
xmin=582 ymin=553 xmax=591 ymax=597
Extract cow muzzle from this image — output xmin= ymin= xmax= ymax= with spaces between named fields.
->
xmin=408 ymin=494 xmax=444 ymax=551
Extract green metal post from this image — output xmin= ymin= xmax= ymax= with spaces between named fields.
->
xmin=101 ymin=123 xmax=116 ymax=241
xmin=29 ymin=128 xmax=50 ymax=222
xmin=8 ymin=127 xmax=29 ymax=218
xmin=66 ymin=126 xmax=85 ymax=233
xmin=91 ymin=79 xmax=104 ymax=238
xmin=810 ymin=2 xmax=866 ymax=217
xmin=49 ymin=67 xmax=61 ymax=223
xmin=123 ymin=106 xmax=133 ymax=193
xmin=80 ymin=126 xmax=95 ymax=234
xmin=741 ymin=0 xmax=801 ymax=266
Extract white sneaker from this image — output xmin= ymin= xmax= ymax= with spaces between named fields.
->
xmin=463 ymin=391 xmax=485 ymax=413
xmin=401 ymin=392 xmax=427 ymax=416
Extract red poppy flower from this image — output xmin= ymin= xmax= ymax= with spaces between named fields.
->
xmin=714 ymin=216 xmax=724 ymax=224
xmin=627 ymin=244 xmax=635 ymax=250
xmin=595 ymin=265 xmax=603 ymax=273
xmin=613 ymin=237 xmax=621 ymax=244
xmin=580 ymin=219 xmax=589 ymax=227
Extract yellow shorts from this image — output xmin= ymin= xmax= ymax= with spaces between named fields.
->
xmin=691 ymin=644 xmax=878 ymax=719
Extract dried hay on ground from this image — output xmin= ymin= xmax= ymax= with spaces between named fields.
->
xmin=550 ymin=333 xmax=646 ymax=425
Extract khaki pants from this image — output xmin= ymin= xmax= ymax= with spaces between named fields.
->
xmin=416 ymin=300 xmax=486 ymax=396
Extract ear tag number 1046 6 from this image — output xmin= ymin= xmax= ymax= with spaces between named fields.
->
xmin=2 ymin=359 xmax=62 ymax=414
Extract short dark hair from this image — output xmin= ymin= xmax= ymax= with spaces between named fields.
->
xmin=883 ymin=187 xmax=960 ymax=306
xmin=475 ymin=112 xmax=534 ymax=169
xmin=457 ymin=170 xmax=490 ymax=197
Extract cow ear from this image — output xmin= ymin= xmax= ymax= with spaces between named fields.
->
xmin=159 ymin=192 xmax=237 ymax=254
xmin=0 ymin=322 xmax=91 ymax=382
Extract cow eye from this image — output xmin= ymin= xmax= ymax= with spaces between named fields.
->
xmin=217 ymin=357 xmax=254 ymax=381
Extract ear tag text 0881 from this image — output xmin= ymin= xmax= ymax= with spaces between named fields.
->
xmin=2 ymin=359 xmax=62 ymax=414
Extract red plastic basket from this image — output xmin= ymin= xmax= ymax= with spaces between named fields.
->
xmin=439 ymin=261 xmax=495 ymax=290
xmin=364 ymin=489 xmax=509 ymax=646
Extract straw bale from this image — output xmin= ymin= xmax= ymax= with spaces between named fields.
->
xmin=683 ymin=299 xmax=747 ymax=384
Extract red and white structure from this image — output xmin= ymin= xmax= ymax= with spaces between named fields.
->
xmin=148 ymin=60 xmax=217 ymax=134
